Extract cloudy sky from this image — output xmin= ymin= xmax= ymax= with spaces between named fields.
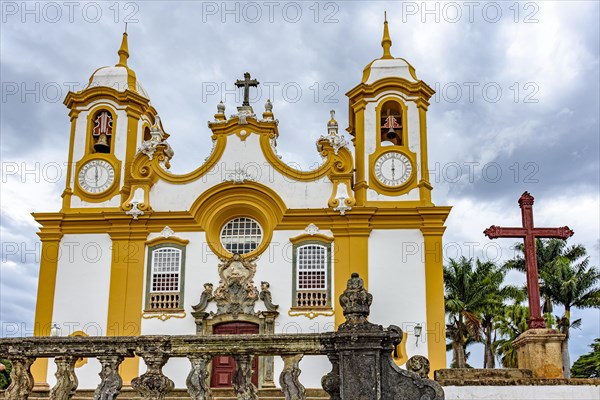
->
xmin=1 ymin=1 xmax=598 ymax=367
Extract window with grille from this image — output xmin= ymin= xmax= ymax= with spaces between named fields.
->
xmin=220 ymin=217 xmax=263 ymax=255
xmin=145 ymin=244 xmax=185 ymax=311
xmin=292 ymin=242 xmax=332 ymax=309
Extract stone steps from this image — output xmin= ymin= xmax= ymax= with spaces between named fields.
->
xmin=8 ymin=387 xmax=329 ymax=399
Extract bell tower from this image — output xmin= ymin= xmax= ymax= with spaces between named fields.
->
xmin=346 ymin=14 xmax=435 ymax=206
xmin=61 ymin=30 xmax=162 ymax=211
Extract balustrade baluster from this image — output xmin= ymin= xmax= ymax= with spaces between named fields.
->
xmin=186 ymin=354 xmax=213 ymax=400
xmin=279 ymin=354 xmax=305 ymax=400
xmin=232 ymin=354 xmax=258 ymax=400
xmin=49 ymin=356 xmax=78 ymax=400
xmin=131 ymin=352 xmax=174 ymax=400
xmin=4 ymin=356 xmax=35 ymax=400
xmin=321 ymin=354 xmax=341 ymax=400
xmin=93 ymin=355 xmax=124 ymax=400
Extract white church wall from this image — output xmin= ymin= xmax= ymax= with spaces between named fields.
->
xmin=150 ymin=133 xmax=334 ymax=211
xmin=368 ymin=229 xmax=428 ymax=360
xmin=50 ymin=233 xmax=113 ymax=388
xmin=138 ymin=229 xmax=334 ymax=388
xmin=444 ymin=385 xmax=600 ymax=400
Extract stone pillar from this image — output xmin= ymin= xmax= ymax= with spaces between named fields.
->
xmin=512 ymin=328 xmax=566 ymax=378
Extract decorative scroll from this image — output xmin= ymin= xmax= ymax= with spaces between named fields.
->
xmin=49 ymin=356 xmax=78 ymax=400
xmin=232 ymin=354 xmax=258 ymax=400
xmin=5 ymin=356 xmax=35 ymax=400
xmin=131 ymin=352 xmax=174 ymax=400
xmin=186 ymin=355 xmax=212 ymax=400
xmin=94 ymin=355 xmax=124 ymax=400
xmin=280 ymin=354 xmax=305 ymax=400
xmin=259 ymin=281 xmax=279 ymax=311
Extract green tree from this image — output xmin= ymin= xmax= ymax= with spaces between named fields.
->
xmin=571 ymin=338 xmax=600 ymax=378
xmin=444 ymin=257 xmax=505 ymax=368
xmin=0 ymin=359 xmax=11 ymax=390
xmin=539 ymin=254 xmax=600 ymax=378
xmin=505 ymin=239 xmax=600 ymax=377
xmin=493 ymin=303 xmax=529 ymax=368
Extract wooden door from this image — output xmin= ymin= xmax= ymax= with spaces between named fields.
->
xmin=210 ymin=322 xmax=259 ymax=388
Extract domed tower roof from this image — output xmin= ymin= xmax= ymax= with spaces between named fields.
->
xmin=86 ymin=31 xmax=149 ymax=98
xmin=361 ymin=12 xmax=420 ymax=85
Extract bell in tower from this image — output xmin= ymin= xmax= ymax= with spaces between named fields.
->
xmin=380 ymin=102 xmax=402 ymax=146
xmin=92 ymin=110 xmax=113 ymax=153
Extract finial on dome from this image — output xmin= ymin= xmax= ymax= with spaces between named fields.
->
xmin=381 ymin=11 xmax=393 ymax=59
xmin=328 ymin=109 xmax=338 ymax=135
xmin=116 ymin=25 xmax=129 ymax=67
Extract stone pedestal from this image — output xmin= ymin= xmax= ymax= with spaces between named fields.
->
xmin=512 ymin=329 xmax=565 ymax=378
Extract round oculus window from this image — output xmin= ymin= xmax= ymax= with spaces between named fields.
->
xmin=220 ymin=217 xmax=263 ymax=255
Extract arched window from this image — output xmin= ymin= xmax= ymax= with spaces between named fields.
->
xmin=145 ymin=244 xmax=185 ymax=311
xmin=91 ymin=110 xmax=113 ymax=153
xmin=220 ymin=217 xmax=263 ymax=255
xmin=292 ymin=242 xmax=332 ymax=309
xmin=379 ymin=100 xmax=403 ymax=146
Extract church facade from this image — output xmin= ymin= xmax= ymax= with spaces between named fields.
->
xmin=31 ymin=19 xmax=451 ymax=389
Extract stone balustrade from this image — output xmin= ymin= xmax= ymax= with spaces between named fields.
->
xmin=0 ymin=273 xmax=444 ymax=400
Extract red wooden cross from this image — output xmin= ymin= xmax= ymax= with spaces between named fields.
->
xmin=484 ymin=192 xmax=574 ymax=329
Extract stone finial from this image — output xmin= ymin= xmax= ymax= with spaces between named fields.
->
xmin=215 ymin=101 xmax=226 ymax=121
xmin=338 ymin=273 xmax=374 ymax=330
xmin=263 ymin=99 xmax=274 ymax=120
xmin=406 ymin=355 xmax=431 ymax=379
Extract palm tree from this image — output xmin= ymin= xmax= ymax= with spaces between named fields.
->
xmin=494 ymin=303 xmax=529 ymax=368
xmin=538 ymin=255 xmax=600 ymax=378
xmin=444 ymin=257 xmax=505 ymax=368
xmin=504 ymin=239 xmax=587 ymax=314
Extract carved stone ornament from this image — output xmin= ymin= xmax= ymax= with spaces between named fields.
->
xmin=338 ymin=272 xmax=376 ymax=331
xmin=305 ymin=223 xmax=319 ymax=235
xmin=223 ymin=167 xmax=256 ymax=184
xmin=125 ymin=201 xmax=144 ymax=220
xmin=192 ymin=254 xmax=278 ymax=319
xmin=131 ymin=351 xmax=174 ymax=400
xmin=49 ymin=356 xmax=79 ymax=400
xmin=406 ymin=355 xmax=430 ymax=379
xmin=233 ymin=354 xmax=258 ymax=400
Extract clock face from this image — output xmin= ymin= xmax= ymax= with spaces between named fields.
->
xmin=78 ymin=159 xmax=115 ymax=194
xmin=374 ymin=152 xmax=413 ymax=187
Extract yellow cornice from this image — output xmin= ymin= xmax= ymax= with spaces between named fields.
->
xmin=289 ymin=232 xmax=334 ymax=245
xmin=32 ymin=205 xmax=451 ymax=235
xmin=145 ymin=236 xmax=189 ymax=247
xmin=64 ymin=86 xmax=150 ymax=110
xmin=346 ymin=76 xmax=435 ymax=103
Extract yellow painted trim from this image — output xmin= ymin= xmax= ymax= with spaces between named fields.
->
xmin=31 ymin=224 xmax=63 ymax=385
xmin=289 ymin=232 xmax=334 ymax=245
xmin=331 ymin=223 xmax=371 ymax=328
xmin=61 ymin=111 xmax=80 ymax=211
xmin=418 ymin=103 xmax=433 ymax=205
xmin=142 ymin=311 xmax=187 ymax=321
xmin=73 ymin=153 xmax=122 ymax=203
xmin=190 ymin=181 xmax=286 ymax=259
xmin=288 ymin=309 xmax=335 ymax=319
xmin=145 ymin=236 xmax=189 ymax=247
xmin=64 ymin=86 xmax=152 ymax=113
xmin=106 ymin=223 xmax=148 ymax=384
xmin=422 ymin=227 xmax=447 ymax=376
xmin=353 ymin=105 xmax=367 ymax=206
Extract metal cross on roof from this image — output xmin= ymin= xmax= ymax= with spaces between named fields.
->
xmin=235 ymin=72 xmax=259 ymax=106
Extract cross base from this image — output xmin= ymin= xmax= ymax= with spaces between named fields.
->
xmin=528 ymin=316 xmax=546 ymax=329
xmin=512 ymin=328 xmax=565 ymax=378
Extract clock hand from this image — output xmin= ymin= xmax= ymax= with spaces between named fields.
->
xmin=94 ymin=166 xmax=99 ymax=184
xmin=391 ymin=159 xmax=396 ymax=181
